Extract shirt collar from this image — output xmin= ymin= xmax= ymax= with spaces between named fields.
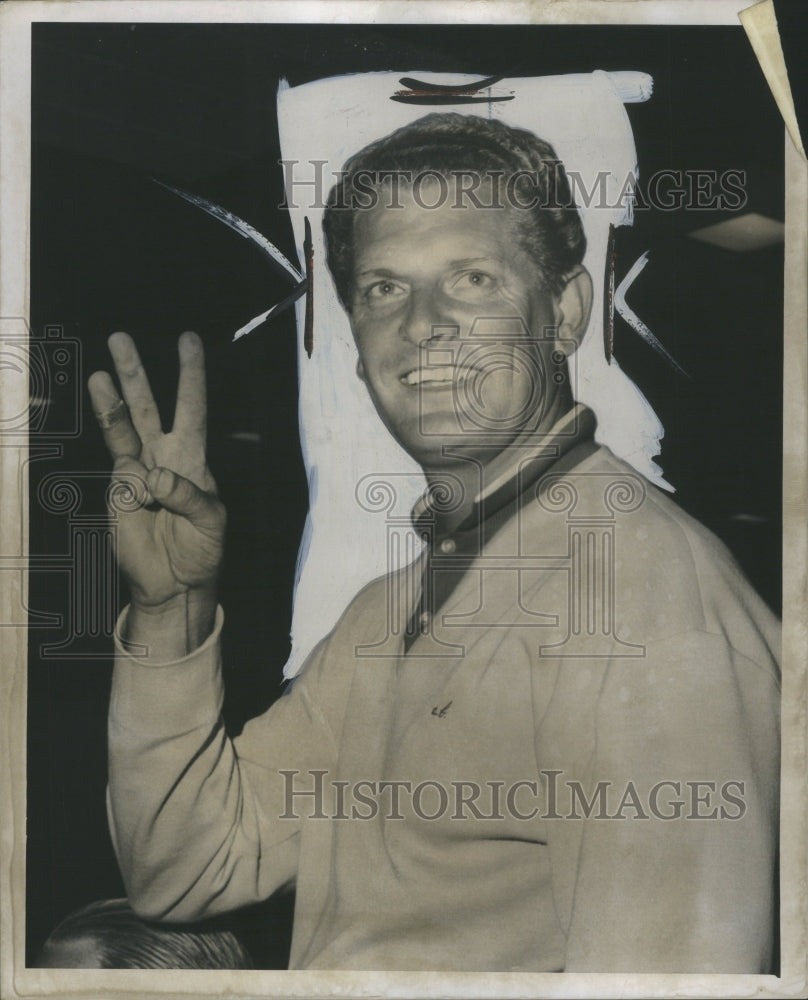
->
xmin=412 ymin=403 xmax=597 ymax=538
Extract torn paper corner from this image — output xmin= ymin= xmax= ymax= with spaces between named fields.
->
xmin=740 ymin=0 xmax=806 ymax=160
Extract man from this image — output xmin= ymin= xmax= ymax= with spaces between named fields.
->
xmin=89 ymin=113 xmax=780 ymax=972
xmin=37 ymin=899 xmax=253 ymax=969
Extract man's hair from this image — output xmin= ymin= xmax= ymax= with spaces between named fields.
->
xmin=37 ymin=898 xmax=253 ymax=969
xmin=323 ymin=112 xmax=587 ymax=310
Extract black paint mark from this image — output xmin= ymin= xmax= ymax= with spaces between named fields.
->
xmin=392 ymin=75 xmax=513 ymax=105
xmin=398 ymin=74 xmax=504 ymax=93
xmin=303 ymin=216 xmax=314 ymax=358
xmin=603 ymin=222 xmax=617 ymax=365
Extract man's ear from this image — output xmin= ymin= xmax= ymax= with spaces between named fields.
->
xmin=554 ymin=266 xmax=593 ymax=356
xmin=356 ymin=358 xmax=366 ymax=382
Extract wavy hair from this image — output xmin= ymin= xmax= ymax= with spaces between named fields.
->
xmin=37 ymin=898 xmax=253 ymax=969
xmin=323 ymin=112 xmax=586 ymax=309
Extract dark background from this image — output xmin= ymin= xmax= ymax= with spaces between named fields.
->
xmin=27 ymin=15 xmax=795 ymax=968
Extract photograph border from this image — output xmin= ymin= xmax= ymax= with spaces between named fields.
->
xmin=1 ymin=2 xmax=806 ymax=998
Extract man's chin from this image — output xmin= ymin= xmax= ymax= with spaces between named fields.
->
xmin=395 ymin=416 xmax=523 ymax=469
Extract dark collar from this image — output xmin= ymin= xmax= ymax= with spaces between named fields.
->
xmin=412 ymin=404 xmax=597 ymax=545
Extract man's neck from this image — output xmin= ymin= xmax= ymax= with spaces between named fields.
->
xmin=420 ymin=403 xmax=591 ymax=533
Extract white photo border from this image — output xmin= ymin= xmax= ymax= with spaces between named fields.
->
xmin=1 ymin=2 xmax=805 ymax=998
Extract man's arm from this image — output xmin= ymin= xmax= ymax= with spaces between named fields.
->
xmin=107 ymin=609 xmax=336 ymax=922
xmin=563 ymin=630 xmax=779 ymax=973
xmin=91 ymin=330 xmax=314 ymax=919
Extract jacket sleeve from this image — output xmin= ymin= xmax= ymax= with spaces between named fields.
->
xmin=107 ymin=605 xmax=339 ymax=922
xmin=561 ymin=629 xmax=780 ymax=972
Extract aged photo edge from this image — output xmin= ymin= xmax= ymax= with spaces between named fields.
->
xmin=0 ymin=1 xmax=805 ymax=998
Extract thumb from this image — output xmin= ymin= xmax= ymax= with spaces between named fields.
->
xmin=108 ymin=455 xmax=151 ymax=512
xmin=146 ymin=467 xmax=225 ymax=535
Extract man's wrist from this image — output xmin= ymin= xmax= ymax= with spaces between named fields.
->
xmin=124 ymin=589 xmax=218 ymax=661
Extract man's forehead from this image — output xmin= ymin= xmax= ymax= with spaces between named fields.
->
xmin=359 ymin=169 xmax=515 ymax=208
xmin=351 ymin=181 xmax=523 ymax=258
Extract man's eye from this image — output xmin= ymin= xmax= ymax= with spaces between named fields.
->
xmin=450 ymin=271 xmax=498 ymax=298
xmin=366 ymin=280 xmax=407 ymax=301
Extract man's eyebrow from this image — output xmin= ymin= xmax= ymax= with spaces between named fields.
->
xmin=354 ymin=267 xmax=400 ymax=280
xmin=356 ymin=258 xmax=503 ymax=278
xmin=448 ymin=257 xmax=502 ymax=268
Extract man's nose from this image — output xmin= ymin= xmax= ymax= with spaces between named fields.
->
xmin=399 ymin=288 xmax=457 ymax=345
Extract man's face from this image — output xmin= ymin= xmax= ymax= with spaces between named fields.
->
xmin=349 ymin=180 xmax=572 ymax=472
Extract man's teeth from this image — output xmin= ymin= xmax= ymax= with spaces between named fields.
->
xmin=403 ymin=366 xmax=475 ymax=386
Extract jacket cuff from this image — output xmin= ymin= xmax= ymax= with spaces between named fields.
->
xmin=109 ymin=604 xmax=225 ymax=736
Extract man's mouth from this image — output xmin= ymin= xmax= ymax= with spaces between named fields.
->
xmin=400 ymin=365 xmax=481 ymax=388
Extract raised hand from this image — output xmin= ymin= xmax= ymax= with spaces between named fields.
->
xmin=89 ymin=331 xmax=225 ymax=655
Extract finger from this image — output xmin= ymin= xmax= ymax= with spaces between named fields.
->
xmin=172 ymin=331 xmax=207 ymax=440
xmin=88 ymin=370 xmax=142 ymax=460
xmin=108 ymin=455 xmax=153 ymax=512
xmin=146 ymin=466 xmax=225 ymax=536
xmin=107 ymin=332 xmax=163 ymax=445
